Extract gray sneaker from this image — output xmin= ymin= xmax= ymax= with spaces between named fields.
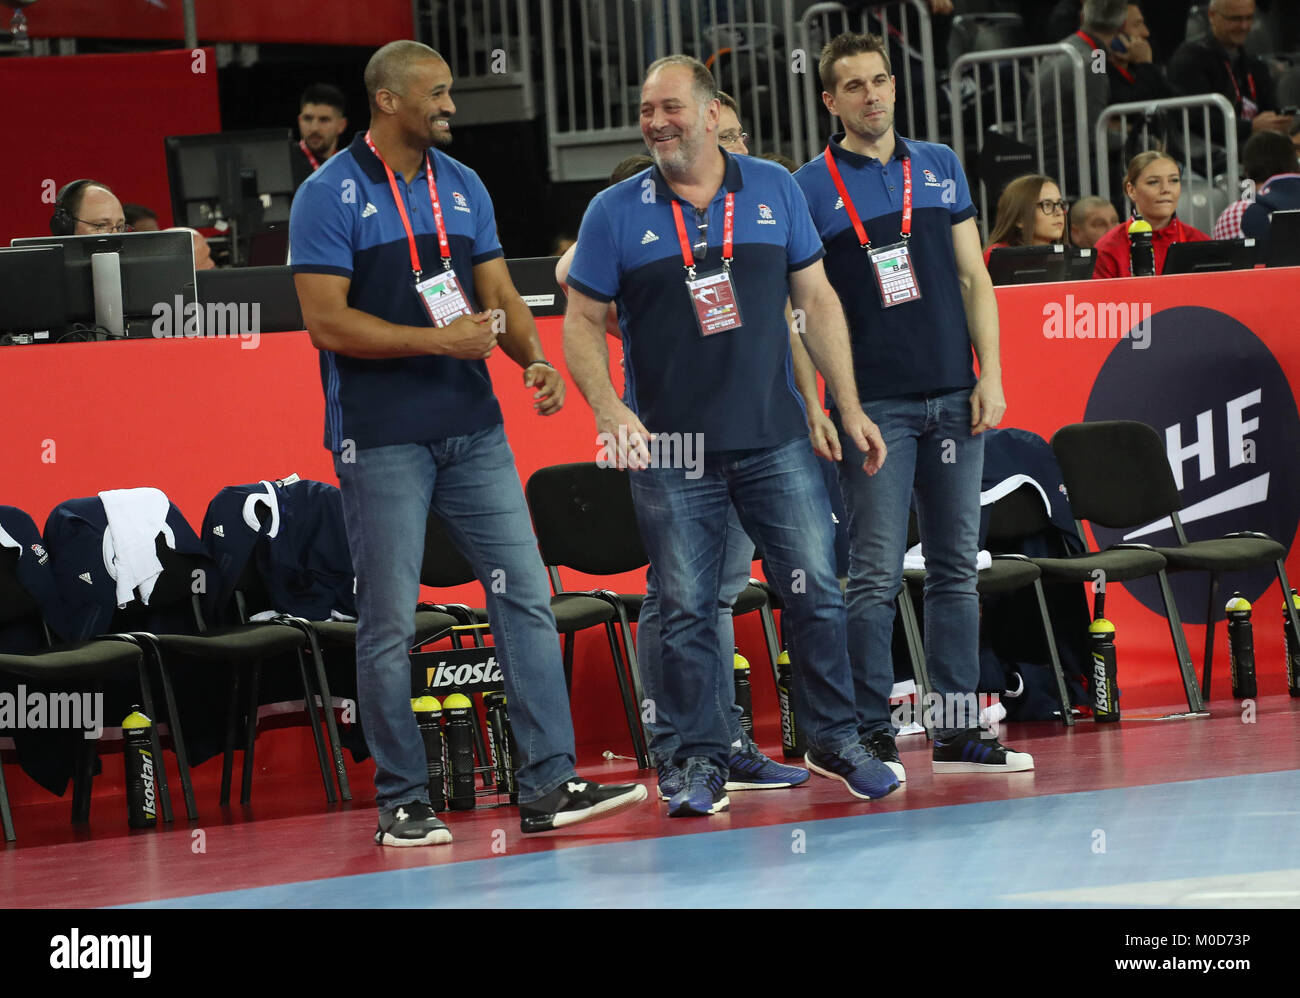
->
xmin=375 ymin=801 xmax=453 ymax=847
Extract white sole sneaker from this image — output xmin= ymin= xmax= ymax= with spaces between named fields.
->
xmin=932 ymin=751 xmax=1035 ymax=774
xmin=374 ymin=826 xmax=454 ymax=847
xmin=547 ymin=783 xmax=649 ymax=830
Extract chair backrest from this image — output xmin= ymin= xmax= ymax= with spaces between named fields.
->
xmin=524 ymin=463 xmax=648 ymax=576
xmin=985 ymin=482 xmax=1053 ymax=544
xmin=421 ymin=510 xmax=477 ymax=588
xmin=1051 ymin=420 xmax=1182 ymax=529
xmin=112 ymin=536 xmax=211 ymax=632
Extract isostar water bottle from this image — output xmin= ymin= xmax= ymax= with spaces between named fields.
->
xmin=412 ymin=695 xmax=446 ymax=811
xmin=484 ymin=691 xmax=518 ymax=804
xmin=776 ymin=649 xmax=805 ymax=757
xmin=1128 ymin=217 xmax=1155 ymax=277
xmin=1226 ymin=593 xmax=1257 ymax=700
xmin=1088 ymin=614 xmax=1120 ymax=723
xmin=123 ymin=707 xmax=158 ymax=829
xmin=733 ymin=648 xmax=753 ymax=738
xmin=442 ymin=693 xmax=477 ymax=810
xmin=1284 ymin=590 xmax=1300 ymax=697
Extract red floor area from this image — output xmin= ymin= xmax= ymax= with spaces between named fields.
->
xmin=2 ymin=694 xmax=1298 ymax=908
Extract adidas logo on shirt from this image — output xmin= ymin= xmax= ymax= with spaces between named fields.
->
xmin=361 ymin=203 xmax=378 ymax=218
xmin=641 ymin=230 xmax=659 ymax=244
xmin=213 ymin=525 xmax=225 ymax=538
xmin=79 ymin=572 xmax=93 ymax=585
xmin=834 ymin=196 xmax=844 ymax=210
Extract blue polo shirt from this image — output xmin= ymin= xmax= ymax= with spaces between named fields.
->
xmin=794 ymin=132 xmax=978 ymax=406
xmin=289 ymin=133 xmax=504 ymax=452
xmin=567 ymin=151 xmax=823 ymax=452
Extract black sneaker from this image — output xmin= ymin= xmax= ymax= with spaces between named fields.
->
xmin=374 ymin=801 xmax=453 ymax=847
xmin=863 ymin=729 xmax=907 ymax=783
xmin=519 ymin=777 xmax=648 ymax=833
xmin=932 ymin=727 xmax=1034 ymax=773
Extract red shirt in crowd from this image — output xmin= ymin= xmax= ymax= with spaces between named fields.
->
xmin=1091 ymin=216 xmax=1210 ymax=278
xmin=983 ymin=242 xmax=1009 ymax=266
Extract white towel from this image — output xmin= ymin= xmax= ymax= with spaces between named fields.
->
xmin=0 ymin=523 xmax=20 ymax=553
xmin=902 ymin=544 xmax=992 ymax=572
xmin=241 ymin=481 xmax=281 ymax=538
xmin=98 ymin=487 xmax=175 ymax=607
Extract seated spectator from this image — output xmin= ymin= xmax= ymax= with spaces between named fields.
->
xmin=123 ymin=203 xmax=160 ymax=232
xmin=1025 ymin=0 xmax=1127 ymax=198
xmin=1092 ymin=151 xmax=1211 ymax=277
xmin=1168 ymin=0 xmax=1294 ymax=150
xmin=1240 ymin=136 xmax=1300 ymax=255
xmin=983 ymin=174 xmax=1068 ymax=264
xmin=1214 ymin=130 xmax=1300 ymax=238
xmin=1070 ymin=196 xmax=1120 ymax=248
xmin=293 ymin=83 xmax=349 ymax=187
xmin=1108 ymin=3 xmax=1173 ymax=105
xmin=758 ymin=152 xmax=799 ymax=172
xmin=50 ymin=180 xmax=126 ymax=235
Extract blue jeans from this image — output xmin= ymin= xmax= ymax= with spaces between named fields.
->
xmin=628 ymin=436 xmax=859 ymax=774
xmin=835 ymin=389 xmax=984 ymax=738
xmin=334 ymin=423 xmax=576 ymax=809
xmin=637 ymin=505 xmax=753 ymax=767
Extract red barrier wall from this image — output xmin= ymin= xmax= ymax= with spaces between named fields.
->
xmin=25 ymin=1 xmax=413 ymax=46
xmin=0 ymin=50 xmax=222 ymax=247
xmin=2 ymin=267 xmax=1298 ymax=758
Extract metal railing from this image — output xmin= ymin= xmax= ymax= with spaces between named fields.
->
xmin=794 ymin=0 xmax=939 ymax=163
xmin=1095 ymin=94 xmax=1239 ymax=237
xmin=537 ymin=0 xmax=937 ymax=182
xmin=950 ymin=42 xmax=1091 ymax=240
xmin=417 ymin=0 xmax=536 ymax=123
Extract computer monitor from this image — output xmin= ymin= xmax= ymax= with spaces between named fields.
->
xmin=164 ymin=129 xmax=296 ymax=264
xmin=11 ymin=231 xmax=196 ymax=339
xmin=1265 ymin=209 xmax=1300 ymax=268
xmin=196 ymin=266 xmax=304 ymax=333
xmin=505 ymin=256 xmax=565 ymax=317
xmin=1163 ymin=238 xmax=1258 ymax=275
xmin=986 ymin=244 xmax=1094 ymax=286
xmin=0 ymin=245 xmax=67 ymax=344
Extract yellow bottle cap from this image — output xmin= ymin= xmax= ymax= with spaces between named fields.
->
xmin=734 ymin=652 xmax=749 ymax=670
xmin=442 ymin=693 xmax=473 ymax=710
xmin=777 ymin=650 xmax=790 ymax=665
xmin=1128 ymin=218 xmax=1153 ymax=235
xmin=1226 ymin=595 xmax=1252 ymax=613
xmin=122 ymin=710 xmax=152 ymax=730
xmin=1089 ymin=618 xmax=1115 ymax=635
xmin=411 ymin=695 xmax=441 ymax=712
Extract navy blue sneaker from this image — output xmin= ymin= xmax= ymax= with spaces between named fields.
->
xmin=932 ymin=728 xmax=1034 ymax=773
xmin=656 ymin=760 xmax=685 ymax=801
xmin=726 ymin=736 xmax=810 ymax=791
xmin=863 ymin=729 xmax=906 ymax=783
xmin=805 ymin=743 xmax=900 ymax=800
xmin=667 ymin=758 xmax=730 ymax=817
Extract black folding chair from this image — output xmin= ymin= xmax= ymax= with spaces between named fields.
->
xmin=1052 ymin=420 xmax=1300 ymax=704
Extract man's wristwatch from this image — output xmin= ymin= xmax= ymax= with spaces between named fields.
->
xmin=526 ymin=359 xmax=555 ymax=370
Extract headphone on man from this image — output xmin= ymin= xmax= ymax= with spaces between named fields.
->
xmin=49 ymin=179 xmax=99 ymax=236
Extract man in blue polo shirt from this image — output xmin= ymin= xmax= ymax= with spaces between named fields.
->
xmin=794 ymin=32 xmax=1033 ymax=776
xmin=290 ymin=40 xmax=646 ymax=847
xmin=564 ymin=55 xmax=899 ymax=817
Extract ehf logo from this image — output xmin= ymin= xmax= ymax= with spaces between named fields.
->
xmin=30 ymin=543 xmax=48 ymax=565
xmin=756 ymin=202 xmax=775 ymax=224
xmin=452 ymin=190 xmax=471 ymax=212
xmin=923 ymin=169 xmax=938 ymax=183
xmin=1085 ymin=306 xmax=1300 ymax=621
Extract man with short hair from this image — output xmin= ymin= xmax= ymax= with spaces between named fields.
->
xmin=1214 ymin=129 xmax=1300 ymax=239
xmin=1169 ymin=0 xmax=1293 ymax=147
xmin=795 ymin=33 xmax=1034 ymax=777
xmin=564 ymin=55 xmax=899 ymax=816
xmin=293 ymin=83 xmax=350 ymax=184
xmin=715 ymin=91 xmax=749 ymax=155
xmin=290 ymin=40 xmax=646 ymax=847
xmin=1069 ymin=195 xmax=1119 ymax=248
xmin=123 ymin=204 xmax=160 ymax=232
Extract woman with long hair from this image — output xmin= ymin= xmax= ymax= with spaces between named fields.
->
xmin=1092 ymin=151 xmax=1210 ymax=278
xmin=983 ymin=174 xmax=1067 ymax=265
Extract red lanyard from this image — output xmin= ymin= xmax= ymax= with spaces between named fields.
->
xmin=670 ymin=192 xmax=734 ymax=277
xmin=363 ymin=130 xmax=452 ymax=278
xmin=1223 ymin=62 xmax=1257 ymax=106
xmin=298 ymin=140 xmax=321 ymax=172
xmin=824 ymin=144 xmax=911 ymax=248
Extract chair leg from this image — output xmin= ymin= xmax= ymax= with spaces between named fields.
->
xmin=147 ymin=642 xmax=198 ymax=821
xmin=605 ymin=620 xmax=650 ymax=769
xmin=220 ymin=667 xmax=241 ymax=807
xmin=1156 ymin=570 xmax=1206 ymax=713
xmin=896 ymin=584 xmax=932 ymax=740
xmin=612 ymin=603 xmax=649 ymax=753
xmin=134 ymin=660 xmax=174 ymax=824
xmin=294 ymin=647 xmax=337 ymax=805
xmin=1032 ymin=579 xmax=1074 ymax=727
xmin=0 ymin=750 xmax=14 ymax=841
xmin=756 ymin=601 xmax=783 ymax=693
xmin=240 ymin=662 xmax=261 ymax=805
xmin=302 ymin=626 xmax=351 ymax=802
xmin=71 ymin=732 xmax=97 ymax=824
xmin=469 ymin=704 xmax=493 ymax=789
xmin=1201 ymin=572 xmax=1218 ymax=701
xmin=561 ymin=633 xmax=574 ymax=694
